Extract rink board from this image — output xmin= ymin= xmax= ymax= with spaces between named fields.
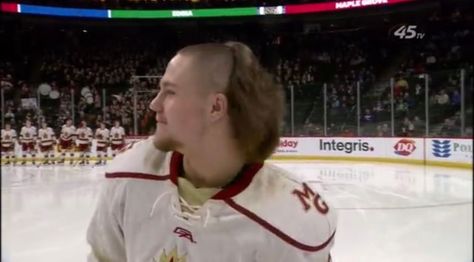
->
xmin=1 ymin=136 xmax=472 ymax=169
xmin=273 ymin=137 xmax=471 ymax=169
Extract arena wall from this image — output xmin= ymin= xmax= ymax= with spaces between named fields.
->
xmin=126 ymin=136 xmax=472 ymax=169
xmin=2 ymin=136 xmax=472 ymax=169
xmin=271 ymin=137 xmax=472 ymax=169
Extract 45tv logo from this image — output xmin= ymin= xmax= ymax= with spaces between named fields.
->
xmin=389 ymin=24 xmax=425 ymax=40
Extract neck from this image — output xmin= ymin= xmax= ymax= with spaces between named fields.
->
xmin=181 ymin=140 xmax=245 ymax=189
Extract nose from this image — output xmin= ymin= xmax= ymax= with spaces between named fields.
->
xmin=149 ymin=90 xmax=163 ymax=113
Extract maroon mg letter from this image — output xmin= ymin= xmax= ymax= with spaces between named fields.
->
xmin=292 ymin=182 xmax=329 ymax=214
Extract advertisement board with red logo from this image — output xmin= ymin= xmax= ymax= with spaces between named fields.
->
xmin=394 ymin=139 xmax=417 ymax=156
xmin=274 ymin=137 xmax=317 ymax=156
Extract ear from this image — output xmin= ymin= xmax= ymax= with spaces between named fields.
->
xmin=209 ymin=93 xmax=228 ymax=122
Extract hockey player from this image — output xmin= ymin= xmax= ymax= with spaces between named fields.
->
xmin=38 ymin=121 xmax=56 ymax=165
xmin=1 ymin=123 xmax=17 ymax=165
xmin=58 ymin=119 xmax=76 ymax=164
xmin=95 ymin=122 xmax=110 ymax=165
xmin=76 ymin=120 xmax=93 ymax=165
xmin=109 ymin=120 xmax=125 ymax=157
xmin=20 ymin=120 xmax=37 ymax=165
xmin=87 ymin=42 xmax=337 ymax=262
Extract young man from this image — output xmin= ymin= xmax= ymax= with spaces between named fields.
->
xmin=20 ymin=120 xmax=37 ymax=165
xmin=38 ymin=121 xmax=56 ymax=165
xmin=1 ymin=123 xmax=17 ymax=165
xmin=76 ymin=120 xmax=93 ymax=165
xmin=109 ymin=120 xmax=125 ymax=157
xmin=87 ymin=42 xmax=337 ymax=262
xmin=58 ymin=119 xmax=76 ymax=164
xmin=95 ymin=122 xmax=110 ymax=165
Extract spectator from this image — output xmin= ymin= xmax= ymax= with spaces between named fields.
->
xmin=381 ymin=123 xmax=390 ymax=136
xmin=413 ymin=115 xmax=425 ymax=135
xmin=4 ymin=107 xmax=15 ymax=125
xmin=401 ymin=117 xmax=415 ymax=137
xmin=451 ymin=90 xmax=461 ymax=107
xmin=376 ymin=124 xmax=384 ymax=136
xmin=396 ymin=99 xmax=408 ymax=112
xmin=341 ymin=127 xmax=355 ymax=137
xmin=394 ymin=76 xmax=409 ymax=98
xmin=372 ymin=101 xmax=384 ymax=113
xmin=436 ymin=89 xmax=450 ymax=105
xmin=361 ymin=108 xmax=375 ymax=123
xmin=440 ymin=117 xmax=456 ymax=136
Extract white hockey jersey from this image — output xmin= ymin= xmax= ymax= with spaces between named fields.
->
xmin=95 ymin=128 xmax=110 ymax=147
xmin=1 ymin=129 xmax=17 ymax=146
xmin=20 ymin=126 xmax=36 ymax=143
xmin=110 ymin=126 xmax=125 ymax=145
xmin=38 ymin=127 xmax=55 ymax=146
xmin=87 ymin=137 xmax=337 ymax=262
xmin=76 ymin=127 xmax=93 ymax=145
xmin=60 ymin=125 xmax=76 ymax=140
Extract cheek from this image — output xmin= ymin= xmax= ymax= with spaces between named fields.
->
xmin=171 ymin=101 xmax=206 ymax=131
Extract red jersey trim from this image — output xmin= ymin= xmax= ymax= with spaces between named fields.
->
xmin=170 ymin=151 xmax=263 ymax=199
xmin=105 ymin=151 xmax=181 ymax=184
xmin=212 ymin=163 xmax=263 ymax=199
xmin=225 ymin=198 xmax=336 ymax=252
xmin=105 ymin=172 xmax=171 ymax=181
xmin=105 ymin=151 xmax=261 ymax=198
xmin=169 ymin=151 xmax=181 ymax=185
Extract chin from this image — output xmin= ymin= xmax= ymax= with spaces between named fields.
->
xmin=152 ymin=134 xmax=176 ymax=152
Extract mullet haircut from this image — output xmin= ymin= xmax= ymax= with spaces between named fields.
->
xmin=223 ymin=41 xmax=285 ymax=162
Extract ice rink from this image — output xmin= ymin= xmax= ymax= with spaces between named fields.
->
xmin=1 ymin=160 xmax=472 ymax=262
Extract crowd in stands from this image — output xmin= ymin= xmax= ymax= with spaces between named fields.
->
xmin=1 ymin=2 xmax=473 ymax=138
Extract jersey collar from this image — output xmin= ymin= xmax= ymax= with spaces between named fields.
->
xmin=169 ymin=151 xmax=263 ymax=200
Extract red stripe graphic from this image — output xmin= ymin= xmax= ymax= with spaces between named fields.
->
xmin=106 ymin=172 xmax=171 ymax=181
xmin=285 ymin=0 xmax=415 ymax=14
xmin=1 ymin=3 xmax=18 ymax=13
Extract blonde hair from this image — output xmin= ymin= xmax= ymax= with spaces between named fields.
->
xmin=178 ymin=42 xmax=285 ymax=163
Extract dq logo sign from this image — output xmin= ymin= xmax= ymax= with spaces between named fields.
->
xmin=432 ymin=140 xmax=451 ymax=158
xmin=394 ymin=139 xmax=416 ymax=156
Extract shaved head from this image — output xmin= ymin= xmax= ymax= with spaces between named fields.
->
xmin=177 ymin=43 xmax=234 ymax=92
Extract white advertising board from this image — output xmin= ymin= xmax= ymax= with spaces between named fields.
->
xmin=9 ymin=136 xmax=469 ymax=168
xmin=274 ymin=137 xmax=317 ymax=156
xmin=426 ymin=138 xmax=472 ymax=166
xmin=273 ymin=137 xmax=424 ymax=161
xmin=123 ymin=136 xmax=470 ymax=168
xmin=385 ymin=137 xmax=424 ymax=160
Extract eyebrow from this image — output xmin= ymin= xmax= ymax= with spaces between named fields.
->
xmin=159 ymin=80 xmax=178 ymax=89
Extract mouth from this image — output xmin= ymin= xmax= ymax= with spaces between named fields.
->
xmin=156 ymin=117 xmax=167 ymax=124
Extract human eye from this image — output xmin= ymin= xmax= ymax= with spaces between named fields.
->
xmin=165 ymin=89 xmax=175 ymax=95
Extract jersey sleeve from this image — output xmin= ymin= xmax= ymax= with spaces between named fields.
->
xmin=87 ymin=179 xmax=127 ymax=262
xmin=232 ymin=165 xmax=337 ymax=262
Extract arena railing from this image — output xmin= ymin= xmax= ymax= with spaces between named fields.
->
xmin=0 ymin=69 xmax=471 ymax=139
